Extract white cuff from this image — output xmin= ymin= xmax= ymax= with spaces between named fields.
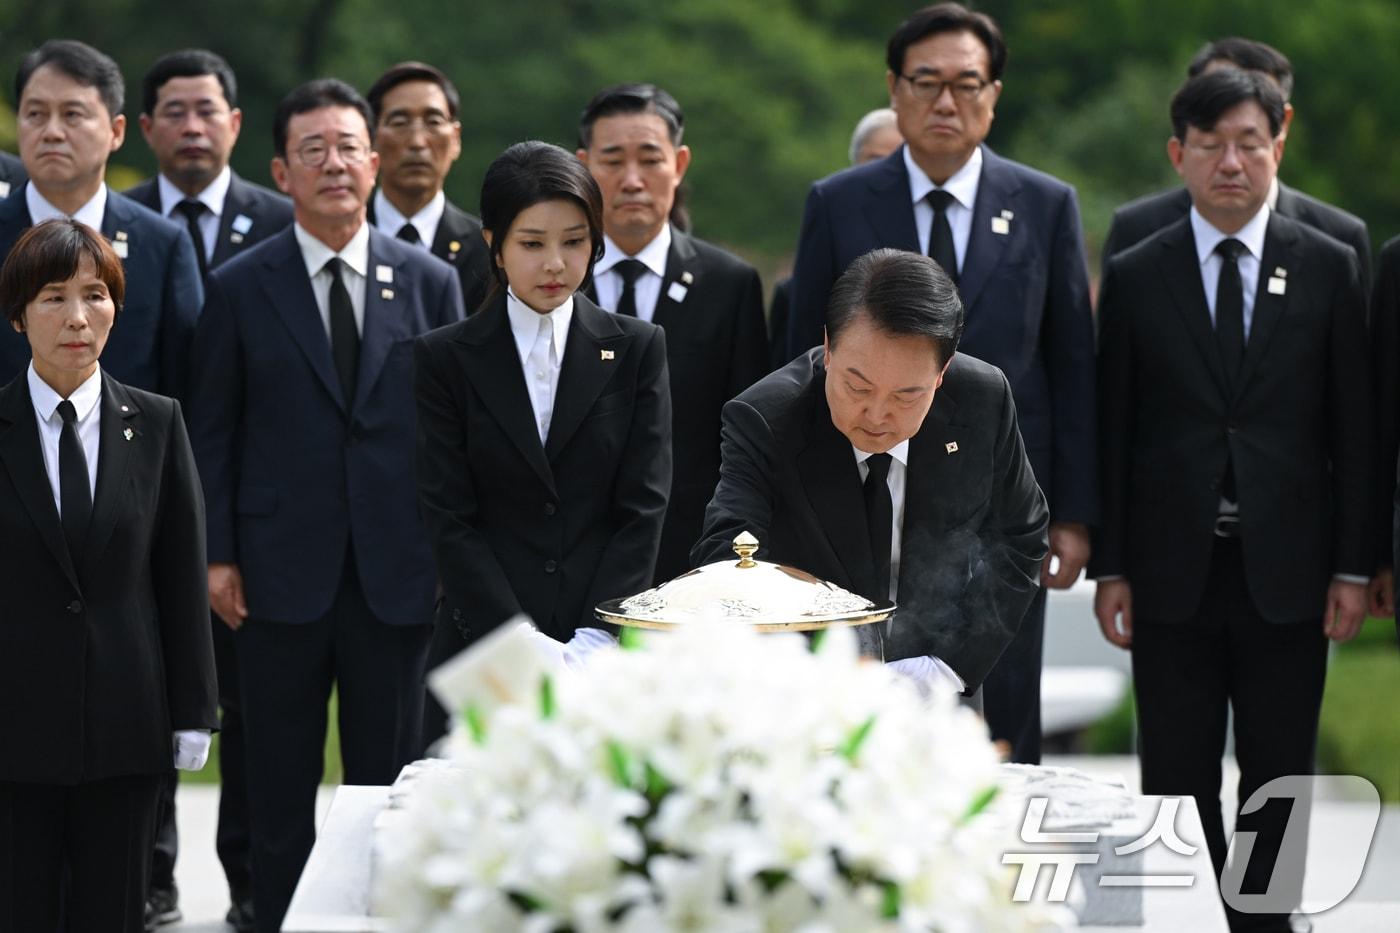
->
xmin=563 ymin=627 xmax=618 ymax=670
xmin=173 ymin=729 xmax=212 ymax=771
xmin=886 ymin=655 xmax=966 ymax=698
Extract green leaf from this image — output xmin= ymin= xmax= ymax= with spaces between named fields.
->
xmin=539 ymin=674 xmax=556 ymax=720
xmin=959 ymin=785 xmax=1000 ymax=824
xmin=619 ymin=626 xmax=644 ymax=650
xmin=808 ymin=628 xmax=827 ymax=653
xmin=644 ymin=760 xmax=671 ymax=800
xmin=838 ymin=715 xmax=877 ymax=763
xmin=463 ymin=704 xmax=486 ymax=745
xmin=881 ymin=880 xmax=901 ymax=919
xmin=607 ymin=740 xmax=632 ymax=787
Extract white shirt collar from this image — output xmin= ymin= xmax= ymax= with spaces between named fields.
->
xmin=904 ymin=144 xmax=982 ymax=211
xmin=596 ymin=224 xmax=672 ymax=279
xmin=157 ymin=165 xmax=231 ymax=219
xmin=28 ymin=360 xmax=103 ymax=422
xmin=27 ymin=182 xmax=107 ymax=230
xmin=1189 ymin=202 xmax=1270 ymax=267
xmin=852 ymin=438 xmax=911 ymax=468
xmin=373 ymin=188 xmax=445 ymax=247
xmin=506 ymin=287 xmax=573 ymax=360
xmin=295 ymin=220 xmax=371 ymax=280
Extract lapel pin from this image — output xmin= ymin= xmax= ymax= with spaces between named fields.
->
xmin=231 ymin=214 xmax=253 ymax=235
xmin=114 ymin=230 xmax=128 ymax=241
xmin=1274 ymin=267 xmax=1287 ymax=277
xmin=945 ymin=441 xmax=959 ymax=454
xmin=119 ymin=404 xmax=129 ymax=412
xmin=666 ymin=281 xmax=689 ymax=303
xmin=1000 ymin=209 xmax=1014 ymax=219
xmin=230 ymin=232 xmax=245 ymax=245
xmin=990 ymin=216 xmax=1010 ymax=236
xmin=600 ymin=349 xmax=615 ymax=361
xmin=680 ymin=271 xmax=694 ymax=285
xmin=1267 ymin=276 xmax=1286 ymax=295
xmin=113 ymin=240 xmax=129 ymax=258
xmin=376 ymin=264 xmax=394 ymax=283
xmin=449 ymin=240 xmax=461 ymax=254
xmin=123 ymin=427 xmax=134 ymax=441
xmin=0 ymin=181 xmax=10 ymax=198
xmin=380 ymin=287 xmax=394 ymax=300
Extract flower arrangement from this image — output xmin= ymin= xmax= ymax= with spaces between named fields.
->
xmin=375 ymin=622 xmax=1064 ymax=931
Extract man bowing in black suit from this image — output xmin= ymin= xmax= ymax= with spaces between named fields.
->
xmin=1093 ymin=70 xmax=1372 ymax=932
xmin=695 ymin=248 xmax=1047 ymax=695
xmin=576 ymin=83 xmax=768 ymax=584
xmin=366 ymin=62 xmax=493 ymax=313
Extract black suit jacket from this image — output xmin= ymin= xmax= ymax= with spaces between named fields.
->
xmin=124 ymin=171 xmax=293 ymax=269
xmin=768 ymin=276 xmax=793 ymax=372
xmin=1103 ymin=183 xmax=1372 ymax=288
xmin=369 ymin=194 xmax=494 ymax=314
xmin=692 ymin=348 xmax=1048 ymax=689
xmin=590 ymin=229 xmax=768 ymax=584
xmin=1376 ymin=237 xmax=1400 ymax=575
xmin=1094 ymin=212 xmax=1373 ymax=622
xmin=0 ymin=185 xmax=204 ymax=399
xmin=415 ymin=293 xmax=672 ymax=644
xmin=0 ymin=151 xmax=26 ymax=199
xmin=0 ymin=372 xmax=217 ymax=784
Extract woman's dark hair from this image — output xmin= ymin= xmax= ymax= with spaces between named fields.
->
xmin=479 ymin=140 xmax=606 ymax=301
xmin=1 ymin=220 xmax=126 ymax=328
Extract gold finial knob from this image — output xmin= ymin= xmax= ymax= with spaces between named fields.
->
xmin=733 ymin=531 xmax=759 ymax=568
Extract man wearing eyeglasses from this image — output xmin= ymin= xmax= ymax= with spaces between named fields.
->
xmin=187 ymin=79 xmax=465 ymax=933
xmin=126 ymin=49 xmax=291 ymax=932
xmin=365 ymin=62 xmax=492 ymax=313
xmin=785 ymin=2 xmax=1096 ymax=765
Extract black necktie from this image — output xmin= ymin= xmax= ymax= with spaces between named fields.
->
xmin=176 ymin=199 xmax=209 ymax=280
xmin=324 ymin=258 xmax=359 ymax=402
xmin=57 ymin=399 xmax=92 ymax=559
xmin=614 ymin=259 xmax=645 ymax=317
xmin=1215 ymin=238 xmax=1247 ymax=391
xmin=396 ymin=223 xmax=421 ymax=245
xmin=926 ymin=190 xmax=959 ymax=284
xmin=863 ymin=453 xmax=894 ymax=600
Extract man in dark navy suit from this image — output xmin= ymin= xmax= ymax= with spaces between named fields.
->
xmin=575 ymin=83 xmax=768 ymax=584
xmin=0 ymin=151 xmax=25 ymax=199
xmin=0 ymin=40 xmax=203 ymax=398
xmin=785 ymin=3 xmax=1096 ymax=763
xmin=366 ymin=61 xmax=493 ymax=313
xmin=126 ymin=48 xmax=291 ymax=933
xmin=188 ymin=79 xmax=465 ymax=933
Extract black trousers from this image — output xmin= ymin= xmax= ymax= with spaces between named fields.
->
xmin=983 ymin=586 xmax=1046 ymax=763
xmin=0 ymin=773 xmax=161 ymax=932
xmin=1132 ymin=537 xmax=1327 ymax=933
xmin=238 ymin=557 xmax=431 ymax=933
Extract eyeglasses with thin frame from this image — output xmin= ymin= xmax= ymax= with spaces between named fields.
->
xmin=899 ymin=73 xmax=991 ymax=103
xmin=291 ymin=139 xmax=371 ymax=168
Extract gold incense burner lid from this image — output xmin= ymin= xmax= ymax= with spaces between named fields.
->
xmin=595 ymin=532 xmax=895 ymax=632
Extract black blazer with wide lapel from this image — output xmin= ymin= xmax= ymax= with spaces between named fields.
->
xmin=0 ymin=371 xmax=216 ymax=784
xmin=124 ymin=171 xmax=293 ymax=271
xmin=693 ymin=349 xmax=1048 ymax=687
xmin=415 ymin=292 xmax=672 ymax=644
xmin=1094 ymin=212 xmax=1373 ymax=623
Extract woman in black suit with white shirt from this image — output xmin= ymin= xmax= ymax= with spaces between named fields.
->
xmin=415 ymin=142 xmax=672 ymax=744
xmin=0 ymin=220 xmax=216 ymax=931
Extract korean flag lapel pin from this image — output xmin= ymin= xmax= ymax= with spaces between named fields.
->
xmin=600 ymin=349 xmax=615 ymax=361
xmin=1267 ymin=265 xmax=1287 ymax=296
xmin=945 ymin=440 xmax=959 ymax=454
xmin=112 ymin=230 xmax=129 ymax=259
xmin=991 ymin=209 xmax=1013 ymax=236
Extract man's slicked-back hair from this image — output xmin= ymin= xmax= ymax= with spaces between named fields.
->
xmin=886 ymin=3 xmax=1007 ymax=81
xmin=1170 ymin=69 xmax=1285 ymax=142
xmin=826 ymin=249 xmax=964 ymax=367
xmin=272 ymin=78 xmax=374 ymax=158
xmin=16 ymin=39 xmax=125 ymax=117
xmin=577 ymin=83 xmax=684 ymax=150
xmin=141 ymin=48 xmax=237 ymax=115
xmin=366 ymin=61 xmax=461 ymax=124
xmin=1188 ymin=37 xmax=1294 ymax=101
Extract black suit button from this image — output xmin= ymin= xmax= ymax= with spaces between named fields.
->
xmin=543 ymin=502 xmax=557 ymax=516
xmin=544 ymin=560 xmax=558 ymax=574
xmin=67 ymin=600 xmax=82 ymax=614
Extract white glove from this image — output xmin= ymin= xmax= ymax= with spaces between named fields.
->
xmin=562 ymin=627 xmax=619 ymax=670
xmin=886 ymin=655 xmax=965 ymax=699
xmin=173 ymin=729 xmax=212 ymax=771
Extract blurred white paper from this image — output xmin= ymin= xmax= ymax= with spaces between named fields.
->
xmin=426 ymin=615 xmax=565 ymax=718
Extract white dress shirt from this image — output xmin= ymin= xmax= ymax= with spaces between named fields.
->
xmin=905 ymin=145 xmax=982 ymax=273
xmin=506 ymin=288 xmax=573 ymax=444
xmin=593 ymin=225 xmax=672 ymax=323
xmin=156 ymin=166 xmax=230 ymax=263
xmin=27 ymin=182 xmax=106 ymax=230
xmin=1190 ymin=203 xmax=1269 ymax=340
xmin=373 ymin=188 xmax=444 ymax=250
xmin=295 ymin=221 xmax=369 ymax=338
xmin=28 ymin=362 xmax=101 ymax=512
xmin=854 ymin=439 xmax=966 ymax=692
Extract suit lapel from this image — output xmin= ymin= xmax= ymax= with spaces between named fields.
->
xmin=796 ymin=376 xmax=877 ymax=597
xmin=0 ymin=375 xmax=81 ymax=592
xmin=354 ymin=233 xmax=413 ymax=410
xmin=545 ymin=296 xmax=631 ymax=462
xmin=958 ymin=147 xmax=1020 ymax=316
xmin=1154 ymin=219 xmax=1229 ymax=397
xmin=1236 ymin=216 xmax=1295 ymax=395
xmin=431 ymin=203 xmax=474 ymax=267
xmin=862 ymin=149 xmax=920 ymax=254
xmin=82 ymin=375 xmax=139 ymax=572
xmin=259 ymin=230 xmax=348 ymax=412
xmin=100 ymin=192 xmax=137 ymax=257
xmin=210 ymin=174 xmax=250 ymax=266
xmin=460 ymin=300 xmax=556 ymax=492
xmin=651 ymin=228 xmax=697 ymax=333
